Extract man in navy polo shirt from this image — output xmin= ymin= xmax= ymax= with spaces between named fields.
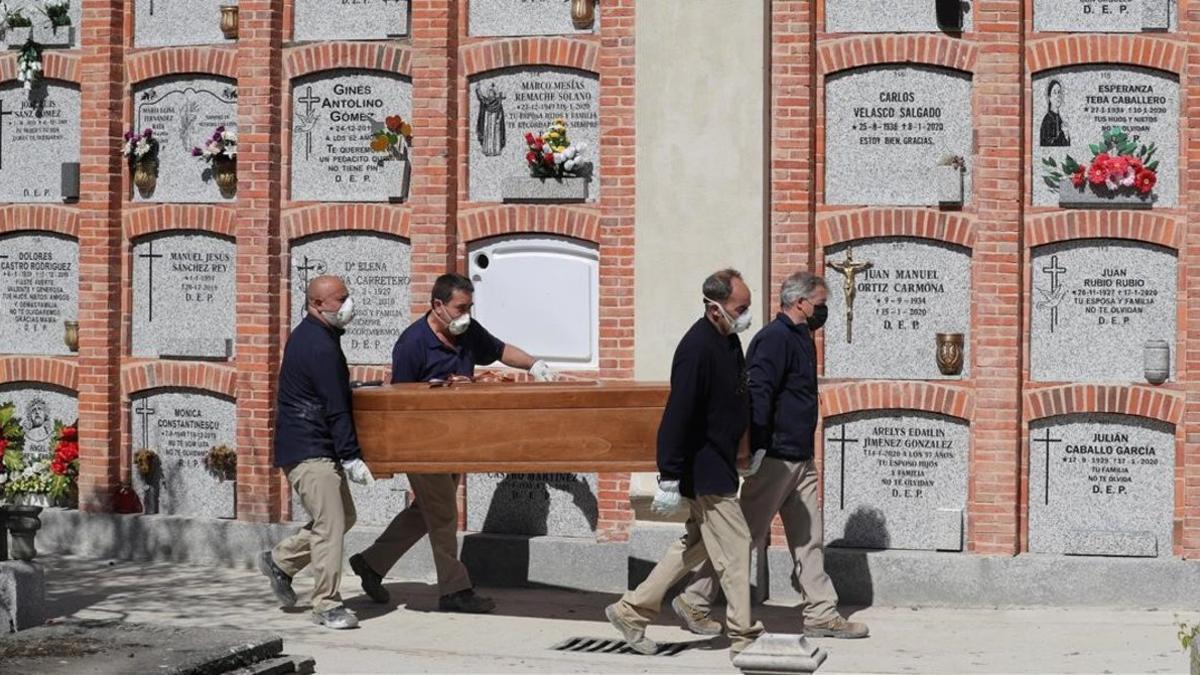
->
xmin=350 ymin=273 xmax=554 ymax=613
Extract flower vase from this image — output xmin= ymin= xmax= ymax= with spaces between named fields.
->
xmin=220 ymin=5 xmax=239 ymax=40
xmin=936 ymin=165 xmax=964 ymax=206
xmin=133 ymin=158 xmax=158 ymax=197
xmin=213 ymin=157 xmax=237 ymax=197
xmin=5 ymin=504 xmax=43 ymax=561
xmin=1143 ymin=339 xmax=1170 ymax=384
xmin=500 ymin=174 xmax=589 ymax=203
xmin=936 ymin=333 xmax=964 ymax=376
xmin=571 ymin=0 xmax=596 ymax=29
xmin=12 ymin=493 xmax=51 ymax=508
xmin=63 ymin=320 xmax=79 ymax=353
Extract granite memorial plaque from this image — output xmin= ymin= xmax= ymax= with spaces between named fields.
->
xmin=469 ymin=0 xmax=598 ymax=37
xmin=466 ymin=472 xmax=599 ymax=537
xmin=825 ymin=0 xmax=973 ymax=33
xmin=293 ymin=0 xmax=410 ymax=42
xmin=293 ymin=474 xmax=410 ymax=527
xmin=825 ymin=65 xmax=972 ymax=206
xmin=290 ymin=70 xmax=413 ymax=202
xmin=0 ymin=384 xmax=76 ymax=462
xmin=132 ymin=232 xmax=236 ymax=360
xmin=0 ymin=81 xmax=81 ymax=203
xmin=1032 ymin=66 xmax=1179 ymax=207
xmin=823 ymin=238 xmax=971 ymax=380
xmin=1034 ymin=0 xmax=1175 ymax=32
xmin=468 ymin=67 xmax=600 ymax=202
xmin=0 ymin=233 xmax=77 ymax=356
xmin=1031 ymin=240 xmax=1175 ymax=383
xmin=133 ymin=76 xmax=238 ymax=203
xmin=1029 ymin=414 xmax=1174 ymax=556
xmin=134 ymin=0 xmax=232 ymax=48
xmin=1 ymin=0 xmax=81 ymax=48
xmin=130 ymin=389 xmax=237 ymax=519
xmin=823 ymin=410 xmax=970 ymax=551
xmin=289 ymin=233 xmax=411 ymax=364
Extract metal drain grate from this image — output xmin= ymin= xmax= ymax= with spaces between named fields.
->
xmin=550 ymin=637 xmax=694 ymax=657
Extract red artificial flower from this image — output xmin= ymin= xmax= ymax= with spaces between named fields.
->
xmin=524 ymin=132 xmax=536 ymax=145
xmin=543 ymin=153 xmax=555 ymax=167
xmin=1135 ymin=169 xmax=1156 ymax=194
xmin=1087 ymin=158 xmax=1110 ymax=186
xmin=1127 ymin=157 xmax=1143 ymax=173
xmin=60 ymin=426 xmax=77 ymax=443
xmin=0 ymin=438 xmax=6 ymax=458
xmin=534 ymin=137 xmax=544 ymax=150
xmin=526 ymin=151 xmax=536 ymax=164
xmin=1071 ymin=167 xmax=1086 ymax=188
xmin=51 ymin=459 xmax=67 ymax=476
xmin=385 ymin=116 xmax=404 ymax=134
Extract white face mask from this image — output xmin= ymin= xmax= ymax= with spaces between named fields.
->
xmin=437 ymin=305 xmax=472 ymax=336
xmin=322 ymin=296 xmax=356 ymax=329
xmin=707 ymin=299 xmax=752 ymax=334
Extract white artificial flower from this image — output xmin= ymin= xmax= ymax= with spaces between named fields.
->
xmin=564 ymin=159 xmax=577 ymax=171
xmin=32 ymin=61 xmax=42 ymax=72
xmin=222 ymin=130 xmax=237 ymax=143
xmin=226 ymin=146 xmax=237 ymax=158
xmin=575 ymin=142 xmax=588 ymax=154
xmin=121 ymin=141 xmax=132 ymax=157
xmin=135 ymin=139 xmax=150 ymax=157
xmin=554 ymin=153 xmax=566 ymax=165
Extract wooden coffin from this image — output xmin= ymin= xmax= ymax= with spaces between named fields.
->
xmin=353 ymin=381 xmax=669 ymax=474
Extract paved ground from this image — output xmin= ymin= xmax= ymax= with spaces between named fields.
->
xmin=37 ymin=555 xmax=1196 ymax=674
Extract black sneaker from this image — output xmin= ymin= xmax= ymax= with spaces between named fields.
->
xmin=258 ymin=551 xmax=296 ymax=609
xmin=311 ymin=605 xmax=359 ymax=630
xmin=438 ymin=588 xmax=496 ymax=614
xmin=349 ymin=553 xmax=390 ymax=604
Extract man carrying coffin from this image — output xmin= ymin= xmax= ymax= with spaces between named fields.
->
xmin=605 ymin=268 xmax=766 ymax=658
xmin=349 ymin=273 xmax=556 ymax=613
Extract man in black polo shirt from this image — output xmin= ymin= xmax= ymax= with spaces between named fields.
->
xmin=674 ymin=271 xmax=868 ymax=640
xmin=605 ymin=268 xmax=766 ymax=658
xmin=350 ymin=273 xmax=554 ymax=613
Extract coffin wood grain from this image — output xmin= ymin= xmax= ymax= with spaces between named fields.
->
xmin=353 ymin=382 xmax=669 ymax=474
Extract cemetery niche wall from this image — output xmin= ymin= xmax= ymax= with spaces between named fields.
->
xmin=823 ymin=238 xmax=971 ymax=380
xmin=0 ymin=232 xmax=78 ymax=356
xmin=468 ymin=67 xmax=600 ymax=203
xmin=823 ymin=410 xmax=970 ymax=552
xmin=290 ymin=69 xmax=414 ymax=203
xmin=0 ymin=80 xmax=81 ymax=203
xmin=1030 ymin=239 xmax=1176 ymax=383
xmin=1029 ymin=413 xmax=1175 ymax=557
xmin=1032 ymin=65 xmax=1179 ymax=209
xmin=293 ymin=0 xmax=410 ymax=42
xmin=1034 ymin=0 xmax=1175 ymax=33
xmin=825 ymin=0 xmax=973 ymax=33
xmin=825 ymin=65 xmax=972 ymax=207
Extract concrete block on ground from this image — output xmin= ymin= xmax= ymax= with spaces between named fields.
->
xmin=732 ymin=633 xmax=828 ymax=674
xmin=0 ymin=560 xmax=45 ymax=632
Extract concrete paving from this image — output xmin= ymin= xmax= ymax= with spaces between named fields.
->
xmin=34 ymin=555 xmax=1198 ymax=674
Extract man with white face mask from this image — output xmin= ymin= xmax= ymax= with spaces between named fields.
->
xmin=260 ymin=275 xmax=375 ymax=629
xmin=350 ymin=273 xmax=554 ymax=613
xmin=605 ymin=268 xmax=765 ymax=660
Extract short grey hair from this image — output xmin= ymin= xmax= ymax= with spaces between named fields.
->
xmin=702 ymin=268 xmax=743 ymax=302
xmin=780 ymin=271 xmax=825 ymax=308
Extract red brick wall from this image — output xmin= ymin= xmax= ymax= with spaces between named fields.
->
xmin=0 ymin=2 xmax=636 ymax=539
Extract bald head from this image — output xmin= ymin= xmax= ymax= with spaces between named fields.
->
xmin=307 ymin=275 xmax=350 ymax=327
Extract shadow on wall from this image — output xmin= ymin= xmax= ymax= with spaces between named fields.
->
xmin=825 ymin=506 xmax=890 ymax=608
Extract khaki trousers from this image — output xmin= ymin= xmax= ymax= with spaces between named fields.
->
xmin=681 ymin=457 xmax=840 ymax=623
xmin=272 ymin=458 xmax=357 ymax=614
xmin=359 ymin=472 xmax=472 ymax=595
xmin=612 ymin=493 xmax=765 ymax=653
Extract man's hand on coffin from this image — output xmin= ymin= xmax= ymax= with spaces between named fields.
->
xmin=529 ymin=360 xmax=556 ymax=382
xmin=343 ymin=458 xmax=376 ymax=485
xmin=651 ymin=480 xmax=682 ymax=516
xmin=738 ymin=448 xmax=766 ymax=478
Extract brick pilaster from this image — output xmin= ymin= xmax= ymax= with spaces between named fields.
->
xmin=76 ymin=1 xmax=126 ymax=510
xmin=234 ymin=1 xmax=285 ymax=522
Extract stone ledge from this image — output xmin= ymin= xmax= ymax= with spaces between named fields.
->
xmin=0 ymin=560 xmax=45 ymax=632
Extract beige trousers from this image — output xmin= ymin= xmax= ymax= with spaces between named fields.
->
xmin=272 ymin=458 xmax=357 ymax=614
xmin=359 ymin=472 xmax=472 ymax=595
xmin=612 ymin=493 xmax=765 ymax=653
xmin=681 ymin=457 xmax=840 ymax=623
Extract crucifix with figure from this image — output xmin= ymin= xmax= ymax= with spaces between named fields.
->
xmin=828 ymin=245 xmax=873 ymax=344
xmin=0 ymin=100 xmax=16 ymax=171
xmin=1035 ymin=427 xmax=1062 ymax=506
xmin=827 ymin=425 xmax=860 ymax=510
xmin=139 ymin=241 xmax=163 ymax=322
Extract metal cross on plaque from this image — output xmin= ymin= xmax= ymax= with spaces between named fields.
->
xmin=827 ymin=425 xmax=860 ymax=510
xmin=828 ymin=245 xmax=873 ymax=344
xmin=135 ymin=402 xmax=157 ymax=450
xmin=0 ymin=100 xmax=15 ymax=171
xmin=138 ymin=240 xmax=164 ymax=322
xmin=1038 ymin=254 xmax=1068 ymax=334
xmin=1035 ymin=427 xmax=1062 ymax=506
xmin=296 ymin=86 xmax=322 ymax=161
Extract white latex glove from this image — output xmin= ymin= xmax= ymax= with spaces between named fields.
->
xmin=342 ymin=458 xmax=376 ymax=486
xmin=529 ymin=360 xmax=556 ymax=382
xmin=739 ymin=449 xmax=767 ymax=478
xmin=650 ymin=480 xmax=683 ymax=516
